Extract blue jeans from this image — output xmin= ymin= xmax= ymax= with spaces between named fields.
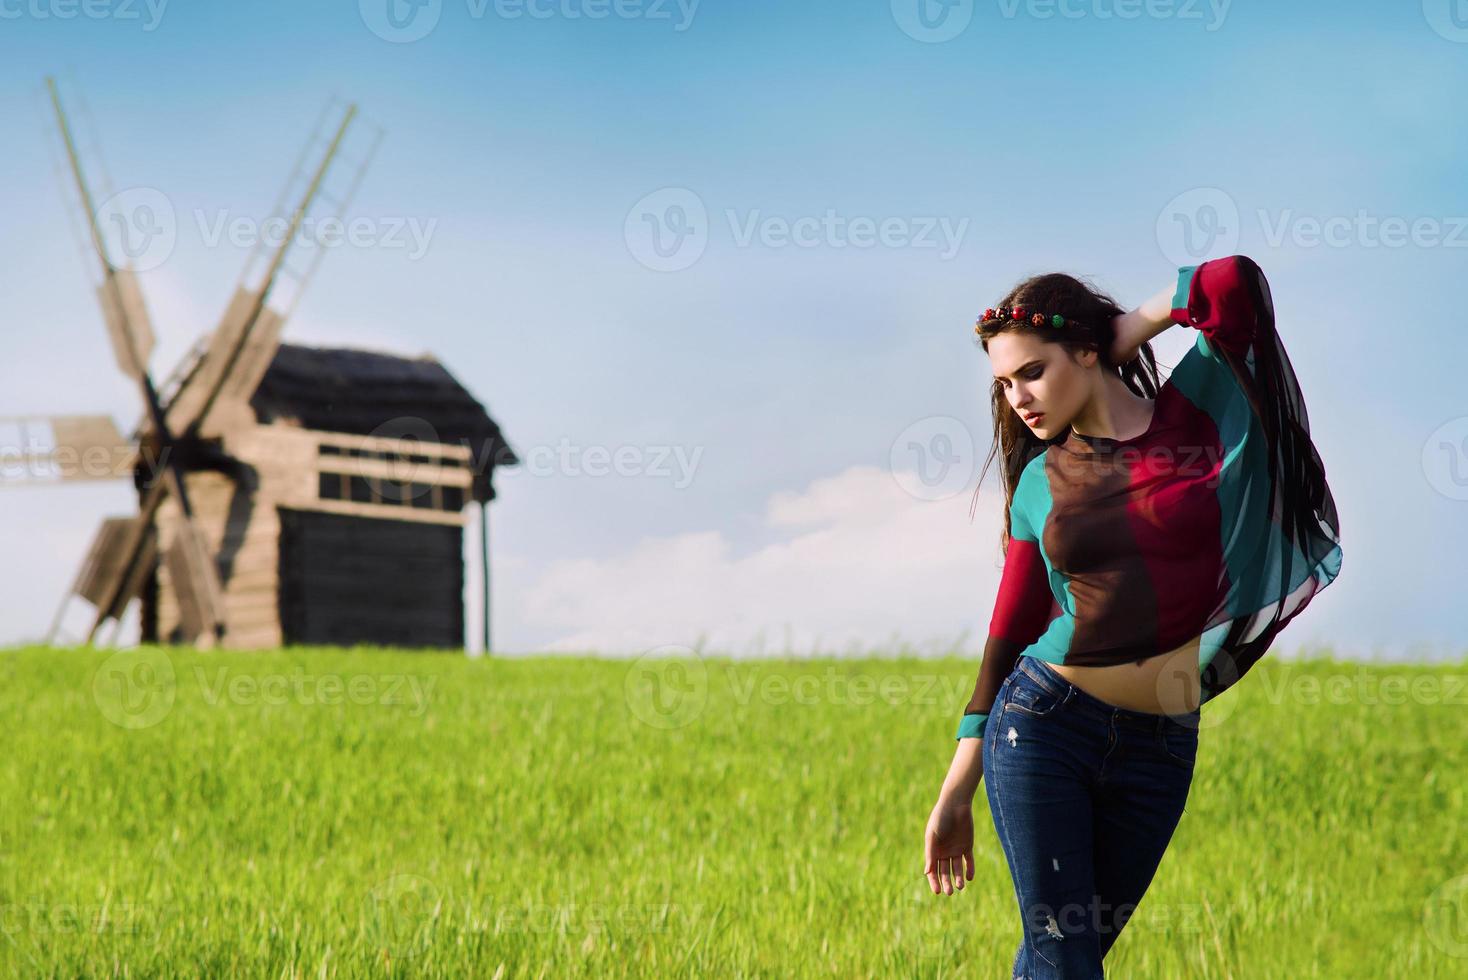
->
xmin=981 ymin=656 xmax=1200 ymax=978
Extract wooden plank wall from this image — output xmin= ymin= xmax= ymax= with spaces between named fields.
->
xmin=278 ymin=509 xmax=464 ymax=649
xmin=154 ymin=421 xmax=478 ymax=649
xmin=155 ymin=470 xmax=282 ymax=649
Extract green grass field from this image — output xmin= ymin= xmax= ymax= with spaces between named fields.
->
xmin=0 ymin=644 xmax=1464 ymax=977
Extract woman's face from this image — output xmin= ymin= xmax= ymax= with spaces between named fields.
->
xmin=986 ymin=331 xmax=1095 ymax=438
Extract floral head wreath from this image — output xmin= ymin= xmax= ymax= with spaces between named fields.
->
xmin=974 ymin=306 xmax=1079 ymax=336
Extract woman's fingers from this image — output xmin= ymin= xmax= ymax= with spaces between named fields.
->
xmin=925 ymin=829 xmax=974 ymax=896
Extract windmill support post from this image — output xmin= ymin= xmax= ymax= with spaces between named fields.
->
xmin=479 ymin=498 xmax=491 ymax=656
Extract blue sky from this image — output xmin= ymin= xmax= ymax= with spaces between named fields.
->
xmin=1 ymin=0 xmax=1464 ymax=660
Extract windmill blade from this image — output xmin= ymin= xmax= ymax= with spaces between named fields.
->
xmin=46 ymin=78 xmax=230 ymax=647
xmin=155 ymin=471 xmax=228 ymax=646
xmin=46 ymin=77 xmax=158 ymax=384
xmin=0 ymin=414 xmax=136 ymax=485
xmin=164 ymin=287 xmax=284 ymax=437
xmin=70 ymin=468 xmax=227 ymax=646
xmin=96 ymin=268 xmax=156 ymax=382
xmin=163 ymin=518 xmax=225 ymax=648
xmin=72 ymin=514 xmax=157 ymax=618
xmin=73 ymin=477 xmax=166 ymax=641
xmin=166 ymin=100 xmax=381 ymax=440
xmin=47 ymin=77 xmax=182 ymax=470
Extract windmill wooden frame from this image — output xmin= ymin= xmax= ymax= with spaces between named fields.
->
xmin=32 ymin=78 xmax=518 ymax=652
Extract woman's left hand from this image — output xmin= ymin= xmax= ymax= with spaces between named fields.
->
xmin=923 ymin=799 xmax=975 ymax=896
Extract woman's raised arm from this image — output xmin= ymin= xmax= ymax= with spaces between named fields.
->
xmin=1109 ymin=282 xmax=1176 ymax=364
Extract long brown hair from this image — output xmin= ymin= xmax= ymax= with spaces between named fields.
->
xmin=969 ymin=272 xmax=1163 ymax=554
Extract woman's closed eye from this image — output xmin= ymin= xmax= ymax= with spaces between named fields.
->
xmin=999 ymin=368 xmax=1043 ymax=389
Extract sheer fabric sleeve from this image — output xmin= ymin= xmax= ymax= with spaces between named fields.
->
xmin=1165 ymin=255 xmax=1343 ymax=704
xmin=955 ymin=475 xmax=1058 ymax=741
xmin=1169 ymin=254 xmax=1260 ymax=356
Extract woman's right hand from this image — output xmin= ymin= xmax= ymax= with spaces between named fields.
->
xmin=923 ymin=798 xmax=975 ymax=896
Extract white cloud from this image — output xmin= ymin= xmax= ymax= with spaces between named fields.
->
xmin=506 ymin=464 xmax=1005 ymax=657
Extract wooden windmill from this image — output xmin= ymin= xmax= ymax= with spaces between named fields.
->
xmin=29 ymin=78 xmax=518 ymax=652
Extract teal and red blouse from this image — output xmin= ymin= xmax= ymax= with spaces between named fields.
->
xmin=957 ymin=255 xmax=1344 ymax=740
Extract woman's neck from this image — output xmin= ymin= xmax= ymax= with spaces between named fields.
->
xmin=1069 ymin=374 xmax=1155 ymax=441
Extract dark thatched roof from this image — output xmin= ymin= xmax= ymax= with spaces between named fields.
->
xmin=250 ymin=343 xmax=518 ymax=502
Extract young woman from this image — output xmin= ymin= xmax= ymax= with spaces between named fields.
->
xmin=922 ymin=255 xmax=1343 ymax=977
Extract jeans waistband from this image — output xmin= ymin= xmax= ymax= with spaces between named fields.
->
xmin=1017 ymin=656 xmax=1200 ymax=733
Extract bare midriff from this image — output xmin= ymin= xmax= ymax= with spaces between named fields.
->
xmin=1047 ymin=634 xmax=1202 ymax=716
